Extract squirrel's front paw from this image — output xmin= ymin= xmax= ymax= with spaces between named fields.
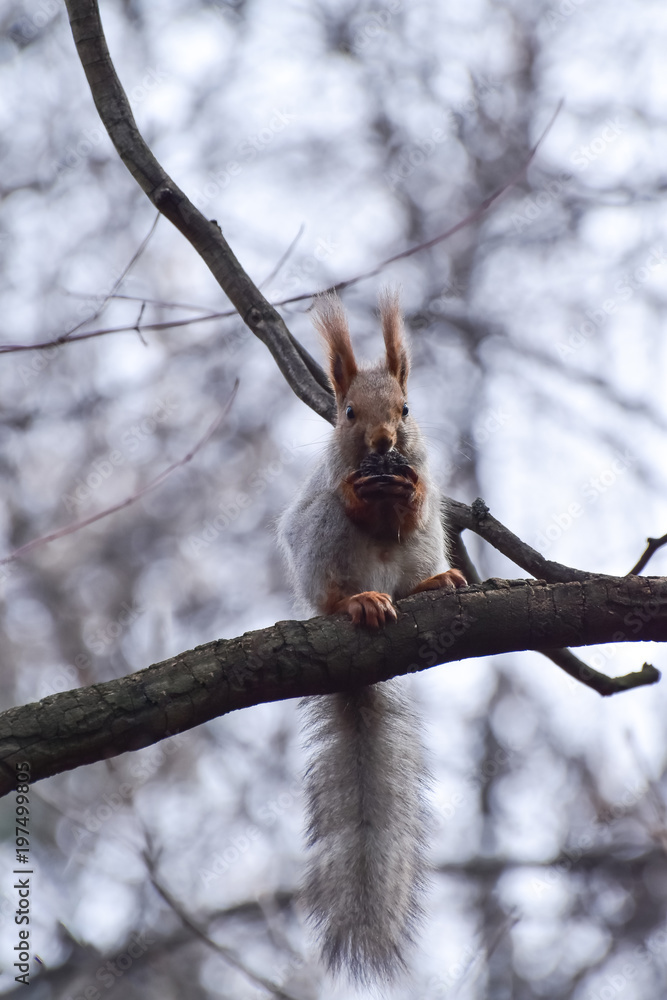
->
xmin=341 ymin=591 xmax=398 ymax=628
xmin=411 ymin=569 xmax=467 ymax=594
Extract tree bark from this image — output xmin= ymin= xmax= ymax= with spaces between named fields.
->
xmin=0 ymin=576 xmax=663 ymax=798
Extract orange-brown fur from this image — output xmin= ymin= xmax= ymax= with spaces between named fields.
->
xmin=340 ymin=471 xmax=427 ymax=541
xmin=324 ymin=584 xmax=398 ymax=628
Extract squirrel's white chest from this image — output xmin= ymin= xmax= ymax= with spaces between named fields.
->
xmin=363 ymin=549 xmax=405 ymax=597
xmin=359 ymin=536 xmax=442 ymax=600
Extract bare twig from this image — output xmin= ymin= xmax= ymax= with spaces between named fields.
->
xmin=445 ymin=499 xmax=661 ymax=694
xmin=0 ymin=310 xmax=231 ymax=354
xmin=450 ymin=910 xmax=521 ymax=1000
xmin=259 ymin=223 xmax=306 ymax=289
xmin=63 ymin=212 xmax=160 ymax=340
xmin=0 ymin=86 xmax=561 ymax=384
xmin=271 ymin=103 xmax=565 ymax=307
xmin=0 ymin=383 xmax=238 ymax=567
xmin=628 ymin=533 xmax=667 ymax=576
xmin=144 ymin=850 xmax=300 ymax=1000
xmin=65 ymin=291 xmax=218 ymax=312
xmin=540 ymin=648 xmax=660 ymax=698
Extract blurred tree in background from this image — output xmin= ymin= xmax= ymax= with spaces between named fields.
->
xmin=1 ymin=0 xmax=667 ymax=996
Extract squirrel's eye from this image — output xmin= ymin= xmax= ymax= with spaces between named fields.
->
xmin=402 ymin=403 xmax=409 ymax=418
xmin=346 ymin=405 xmax=355 ymax=420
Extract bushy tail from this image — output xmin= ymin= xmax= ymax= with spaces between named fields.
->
xmin=301 ymin=679 xmax=430 ymax=985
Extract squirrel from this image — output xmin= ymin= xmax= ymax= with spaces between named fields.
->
xmin=278 ymin=291 xmax=466 ymax=984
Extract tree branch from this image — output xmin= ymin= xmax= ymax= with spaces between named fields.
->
xmin=0 ymin=386 xmax=238 ymax=568
xmin=62 ymin=0 xmax=335 ymax=422
xmin=539 ymin=647 xmax=658 ymax=697
xmin=447 ymin=497 xmax=597 ymax=583
xmin=629 ymin=533 xmax=667 ymax=576
xmin=0 ymin=577 xmax=663 ymax=798
xmin=60 ymin=1 xmax=559 ymax=425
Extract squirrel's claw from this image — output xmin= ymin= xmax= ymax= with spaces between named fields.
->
xmin=411 ymin=569 xmax=467 ymax=594
xmin=343 ymin=591 xmax=398 ymax=628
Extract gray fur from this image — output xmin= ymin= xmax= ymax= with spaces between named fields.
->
xmin=301 ymin=682 xmax=430 ymax=984
xmin=277 ymin=345 xmax=448 ymax=982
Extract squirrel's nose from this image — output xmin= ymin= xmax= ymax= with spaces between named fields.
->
xmin=370 ymin=431 xmax=394 ymax=455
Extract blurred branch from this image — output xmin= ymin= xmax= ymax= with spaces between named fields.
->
xmin=54 ymin=0 xmax=559 ymax=425
xmin=63 ymin=212 xmax=161 ymax=340
xmin=146 ymin=844 xmax=300 ymax=1000
xmin=281 ymin=102 xmax=563 ymax=305
xmin=0 ymin=309 xmax=231 ymax=354
xmin=437 ymin=846 xmax=667 ymax=878
xmin=259 ymin=223 xmax=306 ymax=289
xmin=629 ymin=533 xmax=667 ymax=576
xmin=0 ymin=895 xmax=294 ymax=999
xmin=448 ymin=530 xmax=482 ymax=585
xmin=0 ymin=575 xmax=663 ymax=797
xmin=0 ymin=110 xmax=562 ymax=357
xmin=0 ymin=385 xmax=238 ymax=568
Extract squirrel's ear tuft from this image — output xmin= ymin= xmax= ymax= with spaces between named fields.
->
xmin=312 ymin=294 xmax=358 ymax=400
xmin=379 ymin=289 xmax=409 ymax=392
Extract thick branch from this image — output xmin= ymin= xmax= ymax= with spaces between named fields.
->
xmin=447 ymin=497 xmax=596 ymax=583
xmin=444 ymin=503 xmax=620 ymax=689
xmin=63 ymin=0 xmax=335 ymax=422
xmin=0 ymin=577 xmax=663 ymax=798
